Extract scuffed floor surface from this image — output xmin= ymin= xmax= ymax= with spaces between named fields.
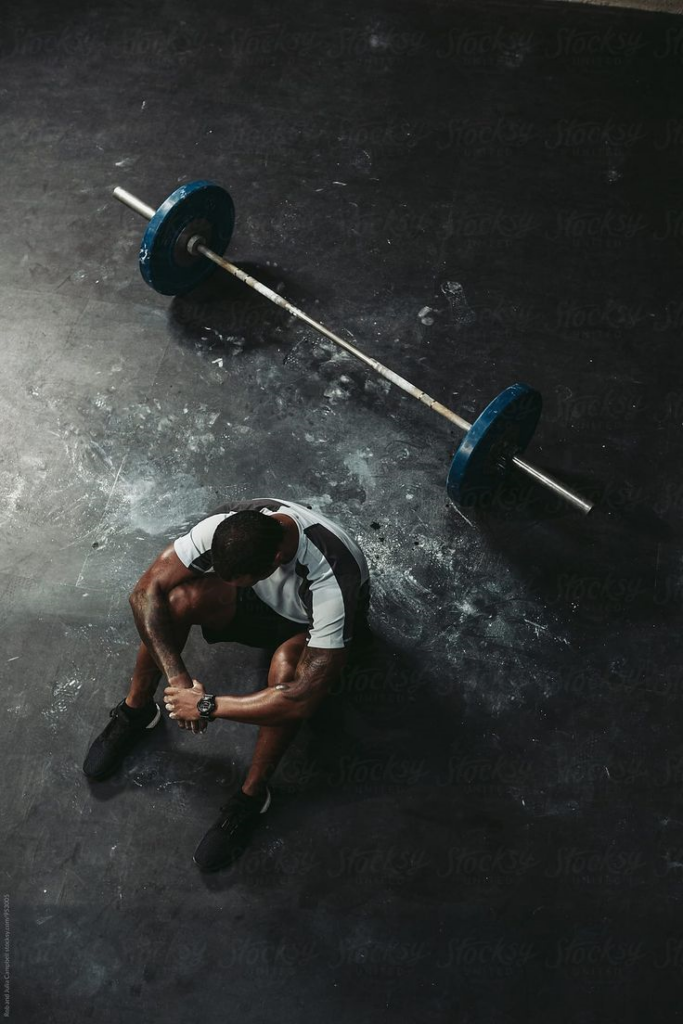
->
xmin=1 ymin=0 xmax=682 ymax=1020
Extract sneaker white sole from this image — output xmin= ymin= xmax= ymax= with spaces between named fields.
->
xmin=145 ymin=704 xmax=162 ymax=729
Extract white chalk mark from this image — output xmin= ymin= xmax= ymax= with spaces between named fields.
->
xmin=450 ymin=505 xmax=474 ymax=528
xmin=75 ymin=456 xmax=126 ymax=587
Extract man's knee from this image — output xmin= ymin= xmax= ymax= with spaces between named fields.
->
xmin=268 ymin=647 xmax=294 ymax=685
xmin=167 ymin=583 xmax=195 ymax=623
xmin=268 ymin=637 xmax=306 ymax=686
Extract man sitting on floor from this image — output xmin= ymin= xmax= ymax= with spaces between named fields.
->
xmin=83 ymin=497 xmax=370 ymax=872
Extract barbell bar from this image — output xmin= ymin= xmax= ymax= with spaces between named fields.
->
xmin=113 ymin=180 xmax=593 ymax=515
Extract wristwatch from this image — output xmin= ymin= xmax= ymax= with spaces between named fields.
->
xmin=196 ymin=693 xmax=217 ymax=721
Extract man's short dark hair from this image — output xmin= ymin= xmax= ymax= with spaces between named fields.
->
xmin=211 ymin=512 xmax=285 ymax=580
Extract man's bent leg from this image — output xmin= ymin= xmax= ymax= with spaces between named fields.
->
xmin=125 ymin=578 xmax=238 ymax=710
xmin=241 ymin=633 xmax=308 ymax=799
xmin=192 ymin=631 xmax=309 ymax=872
xmin=83 ymin=578 xmax=239 ymax=779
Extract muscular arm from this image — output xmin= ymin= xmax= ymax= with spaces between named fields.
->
xmin=129 ymin=544 xmax=197 ymax=687
xmin=211 ymin=647 xmax=347 ymax=726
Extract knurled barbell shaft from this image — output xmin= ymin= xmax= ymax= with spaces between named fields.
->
xmin=196 ymin=243 xmax=472 ymax=432
xmin=114 ymin=186 xmax=593 ymax=514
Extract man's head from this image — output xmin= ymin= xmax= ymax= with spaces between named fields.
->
xmin=211 ymin=511 xmax=286 ymax=586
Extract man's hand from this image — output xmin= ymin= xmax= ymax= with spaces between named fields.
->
xmin=164 ymin=678 xmax=208 ymax=734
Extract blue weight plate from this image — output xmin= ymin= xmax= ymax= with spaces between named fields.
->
xmin=447 ymin=383 xmax=542 ymax=505
xmin=139 ymin=180 xmax=235 ymax=295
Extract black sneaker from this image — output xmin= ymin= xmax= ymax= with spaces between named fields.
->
xmin=193 ymin=788 xmax=271 ymax=872
xmin=83 ymin=699 xmax=161 ymax=780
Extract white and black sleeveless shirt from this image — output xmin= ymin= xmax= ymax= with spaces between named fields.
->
xmin=174 ymin=498 xmax=370 ymax=650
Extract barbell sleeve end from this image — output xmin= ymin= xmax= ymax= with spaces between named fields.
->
xmin=113 ymin=187 xmax=156 ymax=221
xmin=512 ymin=455 xmax=593 ymax=515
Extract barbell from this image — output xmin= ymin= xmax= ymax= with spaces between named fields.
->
xmin=113 ymin=180 xmax=593 ymax=515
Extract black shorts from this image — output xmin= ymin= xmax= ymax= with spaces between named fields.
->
xmin=201 ymin=582 xmax=371 ymax=652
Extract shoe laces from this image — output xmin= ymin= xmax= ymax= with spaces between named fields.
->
xmin=218 ymin=793 xmax=263 ymax=829
xmin=106 ymin=703 xmax=136 ymax=734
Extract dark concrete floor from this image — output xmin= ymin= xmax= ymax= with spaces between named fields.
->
xmin=1 ymin=0 xmax=682 ymax=1020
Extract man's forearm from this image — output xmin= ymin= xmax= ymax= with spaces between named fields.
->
xmin=212 ymin=688 xmax=301 ymax=727
xmin=211 ymin=648 xmax=347 ymax=726
xmin=129 ymin=585 xmax=191 ymax=685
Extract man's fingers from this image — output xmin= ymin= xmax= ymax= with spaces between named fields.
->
xmin=166 ymin=713 xmax=206 ymax=732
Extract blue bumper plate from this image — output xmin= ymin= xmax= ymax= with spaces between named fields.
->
xmin=447 ymin=383 xmax=542 ymax=505
xmin=139 ymin=180 xmax=235 ymax=295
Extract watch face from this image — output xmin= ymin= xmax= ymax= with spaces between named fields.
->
xmin=198 ymin=696 xmax=215 ymax=716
